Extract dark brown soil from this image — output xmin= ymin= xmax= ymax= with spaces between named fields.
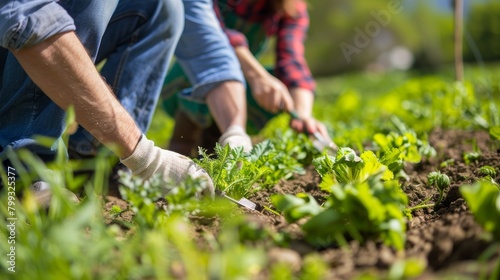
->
xmin=103 ymin=129 xmax=500 ymax=279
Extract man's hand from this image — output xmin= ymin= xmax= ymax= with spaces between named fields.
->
xmin=121 ymin=135 xmax=215 ymax=196
xmin=234 ymin=46 xmax=294 ymax=114
xmin=249 ymin=73 xmax=294 ymax=114
xmin=290 ymin=115 xmax=332 ymax=142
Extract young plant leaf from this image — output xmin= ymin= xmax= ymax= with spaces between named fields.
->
xmin=460 ymin=182 xmax=500 ymax=240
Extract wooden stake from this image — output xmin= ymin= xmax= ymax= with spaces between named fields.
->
xmin=454 ymin=0 xmax=464 ymax=82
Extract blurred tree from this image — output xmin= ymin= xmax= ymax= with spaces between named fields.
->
xmin=400 ymin=1 xmax=454 ymax=72
xmin=464 ymin=2 xmax=500 ymax=62
xmin=269 ymin=0 xmax=499 ymax=77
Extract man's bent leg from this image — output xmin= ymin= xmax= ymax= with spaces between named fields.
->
xmin=69 ymin=0 xmax=184 ymax=156
xmin=175 ymin=0 xmax=251 ymax=152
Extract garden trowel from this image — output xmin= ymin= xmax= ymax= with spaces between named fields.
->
xmin=311 ymin=131 xmax=338 ymax=154
xmin=216 ymin=190 xmax=262 ymax=211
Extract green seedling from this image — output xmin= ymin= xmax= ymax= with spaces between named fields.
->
xmin=440 ymin=158 xmax=455 ymax=168
xmin=464 ymin=151 xmax=481 ymax=165
xmin=479 ymin=165 xmax=497 ymax=178
xmin=427 ymin=171 xmax=451 ymax=206
xmin=110 ymin=205 xmax=123 ymax=216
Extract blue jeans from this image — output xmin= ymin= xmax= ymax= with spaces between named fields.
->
xmin=68 ymin=0 xmax=183 ymax=156
xmin=72 ymin=0 xmax=240 ymax=156
xmin=161 ymin=0 xmax=245 ymax=128
xmin=0 ymin=0 xmax=183 ymax=159
xmin=173 ymin=0 xmax=244 ymax=100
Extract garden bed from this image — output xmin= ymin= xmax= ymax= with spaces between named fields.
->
xmin=104 ymin=128 xmax=500 ymax=279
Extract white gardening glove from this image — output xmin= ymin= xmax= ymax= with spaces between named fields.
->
xmin=120 ymin=135 xmax=214 ymax=197
xmin=218 ymin=125 xmax=253 ymax=153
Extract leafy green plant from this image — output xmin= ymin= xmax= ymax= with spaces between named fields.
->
xmin=273 ymin=174 xmax=408 ymax=250
xmin=489 ymin=126 xmax=500 ymax=141
xmin=118 ymin=171 xmax=208 ymax=227
xmin=0 ymin=141 xmax=136 ymax=279
xmin=196 ymin=130 xmax=315 ymax=198
xmin=299 ymin=254 xmax=329 ymax=280
xmin=0 ymin=146 xmax=272 ymax=280
xmin=377 ymin=79 xmax=480 ymax=132
xmin=196 ymin=144 xmax=270 ymax=197
xmin=248 ymin=137 xmax=306 ymax=185
xmin=313 ymin=147 xmax=394 ymax=186
xmin=118 ymin=173 xmax=165 ymax=228
xmin=379 ymin=147 xmax=407 ymax=180
xmin=373 ymin=129 xmax=435 ymax=164
xmin=271 ymin=193 xmax=323 ymax=223
xmin=460 ymin=181 xmax=500 ymax=240
xmin=207 ymin=216 xmax=268 ymax=279
xmin=387 ymin=258 xmax=427 ymax=280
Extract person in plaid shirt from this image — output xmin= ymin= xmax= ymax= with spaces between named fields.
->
xmin=163 ymin=0 xmax=332 ymax=155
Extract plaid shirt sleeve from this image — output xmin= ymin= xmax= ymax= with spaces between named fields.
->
xmin=275 ymin=1 xmax=316 ymax=92
xmin=213 ymin=0 xmax=249 ymax=48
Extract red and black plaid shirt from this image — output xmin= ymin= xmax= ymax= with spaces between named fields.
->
xmin=214 ymin=0 xmax=316 ymax=92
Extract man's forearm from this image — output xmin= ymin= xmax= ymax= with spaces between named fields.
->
xmin=290 ymin=87 xmax=314 ymax=118
xmin=11 ymin=32 xmax=141 ymax=158
xmin=234 ymin=46 xmax=269 ymax=81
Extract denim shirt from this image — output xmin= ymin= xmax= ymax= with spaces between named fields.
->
xmin=0 ymin=0 xmax=119 ymax=158
xmin=0 ymin=0 xmax=75 ymax=49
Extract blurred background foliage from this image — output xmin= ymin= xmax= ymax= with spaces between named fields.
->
xmin=149 ymin=0 xmax=500 ymax=147
xmin=464 ymin=1 xmax=500 ymax=63
xmin=279 ymin=0 xmax=500 ymax=77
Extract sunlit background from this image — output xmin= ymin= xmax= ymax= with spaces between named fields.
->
xmin=301 ymin=0 xmax=498 ymax=76
xmin=149 ymin=0 xmax=500 ymax=146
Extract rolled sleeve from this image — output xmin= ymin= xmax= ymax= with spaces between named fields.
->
xmin=275 ymin=1 xmax=316 ymax=92
xmin=224 ymin=28 xmax=249 ymax=48
xmin=213 ymin=0 xmax=248 ymax=48
xmin=0 ymin=0 xmax=75 ymax=49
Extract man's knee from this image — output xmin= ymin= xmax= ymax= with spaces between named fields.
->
xmin=157 ymin=0 xmax=184 ymax=39
xmin=138 ymin=0 xmax=184 ymax=33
